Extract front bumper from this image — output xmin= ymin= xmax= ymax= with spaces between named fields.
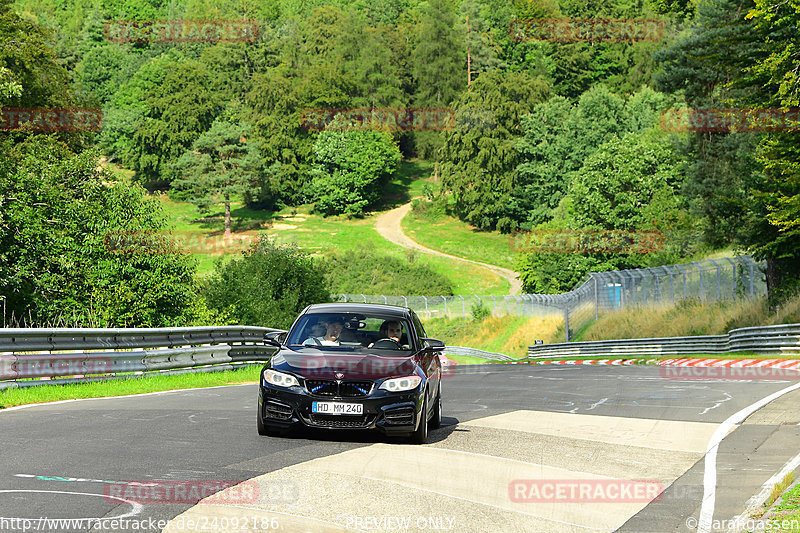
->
xmin=258 ymin=382 xmax=423 ymax=435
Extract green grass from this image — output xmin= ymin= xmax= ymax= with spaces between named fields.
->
xmin=402 ymin=206 xmax=516 ymax=270
xmin=0 ymin=366 xmax=261 ymax=409
xmin=156 ymin=190 xmax=509 ymax=294
xmin=766 ymin=480 xmax=800 ymax=532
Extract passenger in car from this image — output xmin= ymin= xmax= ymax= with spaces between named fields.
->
xmin=304 ymin=317 xmax=344 ymax=346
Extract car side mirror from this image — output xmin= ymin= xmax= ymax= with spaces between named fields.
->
xmin=421 ymin=337 xmax=445 ymax=351
xmin=265 ymin=331 xmax=287 ymax=347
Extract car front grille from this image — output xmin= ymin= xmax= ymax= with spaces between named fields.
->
xmin=264 ymin=400 xmax=293 ymax=420
xmin=305 ymin=380 xmax=373 ymax=398
xmin=308 ymin=413 xmax=374 ymax=428
xmin=383 ymin=406 xmax=415 ymax=425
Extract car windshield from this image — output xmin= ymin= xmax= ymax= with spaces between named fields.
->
xmin=286 ymin=312 xmax=413 ymax=353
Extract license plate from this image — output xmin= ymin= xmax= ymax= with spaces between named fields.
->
xmin=312 ymin=402 xmax=363 ymax=415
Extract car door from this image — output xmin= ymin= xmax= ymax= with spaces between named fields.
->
xmin=410 ymin=311 xmax=441 ymax=406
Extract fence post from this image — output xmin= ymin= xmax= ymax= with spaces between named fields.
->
xmin=675 ymin=264 xmax=687 ymax=299
xmin=723 ymin=257 xmax=737 ymax=298
xmin=442 ymin=296 xmax=447 ymax=317
xmin=749 ymin=259 xmax=755 ymax=297
xmin=422 ymin=296 xmax=428 ymax=314
xmin=402 ymin=295 xmax=408 ymax=307
xmin=490 ymin=295 xmax=496 ymax=315
xmin=382 ymin=295 xmax=388 ymax=305
xmin=592 ymin=274 xmax=599 ymax=320
xmin=691 ymin=261 xmax=704 ymax=301
xmin=459 ymin=295 xmax=465 ymax=317
xmin=564 ymin=305 xmax=570 ymax=342
xmin=708 ymin=259 xmax=721 ymax=301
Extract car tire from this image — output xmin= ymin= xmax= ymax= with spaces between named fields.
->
xmin=411 ymin=394 xmax=429 ymax=444
xmin=257 ymin=406 xmax=287 ymax=437
xmin=429 ymin=386 xmax=442 ymax=430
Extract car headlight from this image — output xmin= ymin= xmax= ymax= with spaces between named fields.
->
xmin=263 ymin=369 xmax=300 ymax=388
xmin=379 ymin=376 xmax=422 ymax=392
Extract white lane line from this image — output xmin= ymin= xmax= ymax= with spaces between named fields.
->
xmin=0 ymin=384 xmax=253 ymax=413
xmin=697 ymin=381 xmax=800 ymax=533
xmin=725 ymin=449 xmax=800 ymax=533
xmin=0 ymin=489 xmax=143 ymax=520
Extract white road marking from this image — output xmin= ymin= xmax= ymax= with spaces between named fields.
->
xmin=0 ymin=489 xmax=142 ymax=520
xmin=697 ymin=381 xmax=800 ymax=533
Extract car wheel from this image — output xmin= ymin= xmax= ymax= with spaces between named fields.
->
xmin=257 ymin=406 xmax=287 ymax=437
xmin=429 ymin=386 xmax=442 ymax=430
xmin=411 ymin=394 xmax=429 ymax=444
xmin=257 ymin=407 xmax=269 ymax=436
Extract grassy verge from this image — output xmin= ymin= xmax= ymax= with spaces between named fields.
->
xmin=575 ymin=294 xmax=800 ymax=342
xmin=425 ymin=314 xmax=563 ymax=358
xmin=0 ymin=366 xmax=262 ymax=409
xmin=153 ymin=161 xmax=508 ymax=294
xmin=402 ymin=205 xmax=516 ymax=270
xmin=763 ymin=480 xmax=800 ymax=532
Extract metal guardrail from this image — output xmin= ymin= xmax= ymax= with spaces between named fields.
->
xmin=0 ymin=326 xmax=281 ymax=390
xmin=444 ymin=346 xmax=514 ymax=361
xmin=526 ymin=324 xmax=800 ymax=359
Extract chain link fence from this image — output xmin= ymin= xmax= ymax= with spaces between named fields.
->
xmin=335 ymin=256 xmax=766 ymax=342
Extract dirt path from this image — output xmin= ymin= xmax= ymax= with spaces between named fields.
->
xmin=375 ymin=203 xmax=522 ymax=295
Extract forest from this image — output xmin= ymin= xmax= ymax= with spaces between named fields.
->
xmin=1 ymin=0 xmax=798 ymax=327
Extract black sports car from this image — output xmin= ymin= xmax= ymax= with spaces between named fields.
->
xmin=257 ymin=303 xmax=444 ymax=444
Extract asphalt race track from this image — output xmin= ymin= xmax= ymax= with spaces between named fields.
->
xmin=1 ymin=364 xmax=799 ymax=533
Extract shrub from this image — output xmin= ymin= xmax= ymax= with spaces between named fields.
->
xmin=320 ymin=249 xmax=453 ymax=296
xmin=204 ymin=237 xmax=330 ymax=329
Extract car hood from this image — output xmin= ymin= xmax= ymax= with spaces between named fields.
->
xmin=271 ymin=349 xmax=418 ymax=380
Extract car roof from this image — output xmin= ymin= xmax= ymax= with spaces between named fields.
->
xmin=302 ymin=303 xmax=412 ymax=319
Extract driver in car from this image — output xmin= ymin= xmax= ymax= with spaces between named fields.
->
xmin=369 ymin=320 xmax=404 ymax=348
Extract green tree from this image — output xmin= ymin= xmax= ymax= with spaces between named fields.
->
xmin=131 ymin=59 xmax=219 ymax=189
xmin=204 ymin=237 xmax=330 ymax=329
xmin=737 ymin=0 xmax=800 ymax=303
xmin=0 ymin=136 xmax=198 ymax=327
xmin=440 ymin=69 xmax=549 ymax=231
xmin=310 ymin=116 xmax=401 ymax=216
xmin=173 ymin=119 xmax=263 ymax=235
